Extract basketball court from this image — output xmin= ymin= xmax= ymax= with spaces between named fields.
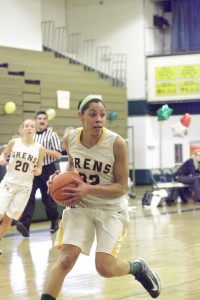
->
xmin=1 ymin=186 xmax=200 ymax=300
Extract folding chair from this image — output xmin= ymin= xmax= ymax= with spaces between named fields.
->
xmin=149 ymin=168 xmax=165 ymax=187
xmin=150 ymin=168 xmax=188 ymax=204
xmin=162 ymin=168 xmax=174 ymax=182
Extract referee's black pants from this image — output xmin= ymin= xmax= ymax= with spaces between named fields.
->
xmin=19 ymin=163 xmax=59 ymax=230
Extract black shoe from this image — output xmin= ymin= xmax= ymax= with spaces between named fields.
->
xmin=130 ymin=259 xmax=161 ymax=298
xmin=16 ymin=222 xmax=29 ymax=237
xmin=50 ymin=221 xmax=59 ymax=233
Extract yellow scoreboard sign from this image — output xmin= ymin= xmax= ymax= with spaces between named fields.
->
xmin=179 ymin=81 xmax=200 ymax=94
xmin=156 ymin=67 xmax=176 ymax=80
xmin=147 ymin=54 xmax=200 ymax=102
xmin=178 ymin=65 xmax=200 ymax=79
xmin=156 ymin=82 xmax=177 ymax=96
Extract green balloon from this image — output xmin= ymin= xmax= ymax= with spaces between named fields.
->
xmin=108 ymin=112 xmax=118 ymax=121
xmin=157 ymin=104 xmax=173 ymax=121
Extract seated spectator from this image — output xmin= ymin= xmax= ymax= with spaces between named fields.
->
xmin=174 ymin=149 xmax=200 ymax=203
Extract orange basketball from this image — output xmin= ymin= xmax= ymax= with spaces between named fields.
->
xmin=49 ymin=172 xmax=81 ymax=206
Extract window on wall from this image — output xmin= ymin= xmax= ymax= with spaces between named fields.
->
xmin=171 ymin=0 xmax=200 ymax=52
xmin=175 ymin=144 xmax=183 ymax=164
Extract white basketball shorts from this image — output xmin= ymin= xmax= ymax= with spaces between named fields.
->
xmin=55 ymin=206 xmax=130 ymax=257
xmin=0 ymin=179 xmax=31 ymax=220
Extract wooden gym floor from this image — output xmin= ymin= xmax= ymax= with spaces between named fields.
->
xmin=0 ymin=185 xmax=200 ymax=300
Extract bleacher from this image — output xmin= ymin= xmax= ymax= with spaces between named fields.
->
xmin=0 ymin=46 xmax=128 ymax=145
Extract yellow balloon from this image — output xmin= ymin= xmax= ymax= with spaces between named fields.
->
xmin=4 ymin=101 xmax=16 ymax=114
xmin=46 ymin=108 xmax=56 ymax=121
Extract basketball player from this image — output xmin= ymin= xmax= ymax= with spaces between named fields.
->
xmin=16 ymin=110 xmax=62 ymax=237
xmin=0 ymin=119 xmax=45 ymax=254
xmin=40 ymin=95 xmax=161 ymax=300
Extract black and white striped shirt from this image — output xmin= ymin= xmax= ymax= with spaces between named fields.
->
xmin=34 ymin=129 xmax=62 ymax=166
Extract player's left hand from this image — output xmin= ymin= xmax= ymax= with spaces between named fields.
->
xmin=32 ymin=167 xmax=42 ymax=176
xmin=61 ymin=178 xmax=89 ymax=206
xmin=0 ymin=159 xmax=8 ymax=166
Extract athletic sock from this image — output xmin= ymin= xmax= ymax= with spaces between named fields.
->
xmin=128 ymin=261 xmax=141 ymax=275
xmin=40 ymin=294 xmax=56 ymax=300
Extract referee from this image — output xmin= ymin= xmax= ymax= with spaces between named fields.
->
xmin=17 ymin=110 xmax=62 ymax=237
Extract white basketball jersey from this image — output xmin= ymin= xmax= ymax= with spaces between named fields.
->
xmin=4 ymin=138 xmax=41 ymax=187
xmin=68 ymin=127 xmax=125 ymax=208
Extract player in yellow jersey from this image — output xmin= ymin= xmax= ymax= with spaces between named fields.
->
xmin=0 ymin=119 xmax=45 ymax=254
xmin=40 ymin=95 xmax=161 ymax=300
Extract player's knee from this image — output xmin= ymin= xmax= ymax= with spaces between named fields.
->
xmin=59 ymin=254 xmax=77 ymax=271
xmin=96 ymin=263 xmax=114 ymax=278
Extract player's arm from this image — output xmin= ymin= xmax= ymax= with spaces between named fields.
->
xmin=63 ymin=133 xmax=76 ymax=173
xmin=33 ymin=146 xmax=46 ymax=176
xmin=46 ymin=134 xmax=75 ymax=193
xmin=0 ymin=139 xmax=15 ymax=166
